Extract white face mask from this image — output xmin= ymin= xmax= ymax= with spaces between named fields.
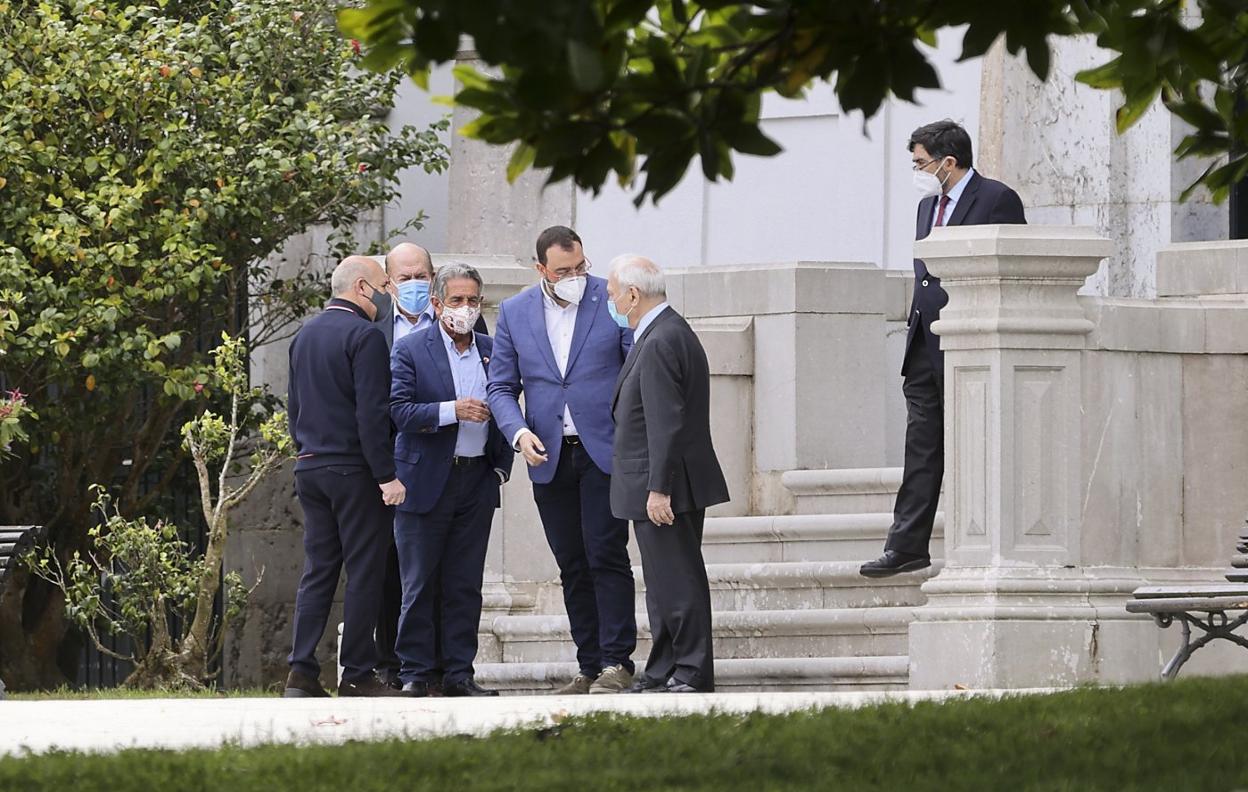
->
xmin=913 ymin=168 xmax=942 ymax=198
xmin=441 ymin=305 xmax=480 ymax=335
xmin=913 ymin=160 xmax=951 ymax=198
xmin=551 ymin=274 xmax=586 ymax=305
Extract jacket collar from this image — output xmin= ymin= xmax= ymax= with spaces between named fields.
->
xmin=326 ymin=297 xmax=370 ymax=321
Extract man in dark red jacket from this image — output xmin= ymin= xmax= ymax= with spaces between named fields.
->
xmin=861 ymin=120 xmax=1027 ymax=578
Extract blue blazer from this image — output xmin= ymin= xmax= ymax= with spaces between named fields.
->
xmin=906 ymin=171 xmax=1026 ymax=377
xmin=486 ymin=275 xmax=632 ymax=485
xmin=390 ymin=326 xmax=515 ymax=515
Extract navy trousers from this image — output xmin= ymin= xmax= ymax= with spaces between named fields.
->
xmin=532 ymin=439 xmax=637 ymax=676
xmin=395 ymin=458 xmax=497 ymax=686
xmin=289 ymin=465 xmax=392 ymax=683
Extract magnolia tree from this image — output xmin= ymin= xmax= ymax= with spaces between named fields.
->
xmin=33 ymin=334 xmax=291 ymax=688
xmin=0 ymin=0 xmax=448 ymax=688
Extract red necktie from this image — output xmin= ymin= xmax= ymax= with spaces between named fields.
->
xmin=935 ymin=194 xmax=951 ymax=227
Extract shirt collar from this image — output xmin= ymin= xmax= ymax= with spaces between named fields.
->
xmin=634 ymin=302 xmax=669 ymax=341
xmin=944 ymin=166 xmax=975 ymax=204
xmin=438 ymin=319 xmax=477 ymax=355
xmin=395 ymin=302 xmax=432 ymax=325
xmin=539 ymin=280 xmax=576 ymax=312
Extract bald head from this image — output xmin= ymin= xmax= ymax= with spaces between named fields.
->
xmin=385 ymin=243 xmax=434 ymax=283
xmin=331 ymin=255 xmax=386 ymax=297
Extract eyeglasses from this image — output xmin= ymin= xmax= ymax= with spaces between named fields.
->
xmin=442 ymin=295 xmax=485 ymax=308
xmin=912 ymin=158 xmax=938 ymax=172
xmin=547 ymin=259 xmax=592 ymax=280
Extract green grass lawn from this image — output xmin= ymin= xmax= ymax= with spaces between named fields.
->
xmin=3 ymin=675 xmax=1248 ymax=791
xmin=6 ymin=686 xmax=275 ymax=701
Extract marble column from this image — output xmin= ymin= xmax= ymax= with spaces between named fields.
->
xmin=908 ymin=225 xmax=1161 ymax=688
xmin=977 ymin=38 xmax=1226 ymax=299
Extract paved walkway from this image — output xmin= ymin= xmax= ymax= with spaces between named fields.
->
xmin=0 ymin=689 xmax=1055 ymax=757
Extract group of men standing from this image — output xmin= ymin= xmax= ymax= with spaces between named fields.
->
xmin=279 ymin=117 xmax=1024 ymax=699
xmin=282 ymin=226 xmax=729 ymax=698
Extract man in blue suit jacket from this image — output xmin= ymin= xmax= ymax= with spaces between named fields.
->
xmin=391 ymin=263 xmax=514 ymax=697
xmin=861 ymin=119 xmax=1026 ymax=578
xmin=486 ymin=226 xmax=637 ymax=695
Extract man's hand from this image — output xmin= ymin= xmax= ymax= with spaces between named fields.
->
xmin=455 ymin=398 xmax=491 ymax=423
xmin=517 ymin=430 xmax=548 ymax=466
xmin=646 ymin=491 xmax=674 ymax=526
xmin=380 ymin=478 xmax=406 ymax=507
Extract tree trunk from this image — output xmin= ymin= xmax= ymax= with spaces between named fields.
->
xmin=0 ymin=568 xmax=74 ymax=690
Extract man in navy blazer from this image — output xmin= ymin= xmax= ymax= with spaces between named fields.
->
xmin=390 ymin=262 xmax=514 ymax=697
xmin=861 ymin=119 xmax=1026 ymax=578
xmin=486 ymin=226 xmax=638 ymax=695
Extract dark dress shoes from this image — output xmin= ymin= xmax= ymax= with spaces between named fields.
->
xmin=401 ymin=681 xmax=432 ymax=698
xmin=626 ymin=676 xmax=668 ymax=693
xmin=339 ymin=674 xmax=407 ymax=697
xmin=442 ymin=678 xmax=499 ymax=697
xmin=859 ymin=550 xmax=931 ymax=579
xmin=283 ymin=670 xmax=330 ymax=698
xmin=662 ymin=677 xmax=712 ymax=694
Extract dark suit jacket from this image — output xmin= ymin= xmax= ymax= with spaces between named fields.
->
xmin=905 ymin=171 xmax=1026 ymax=377
xmin=610 ymin=307 xmax=729 ymax=522
xmin=390 ymin=326 xmax=514 ymax=515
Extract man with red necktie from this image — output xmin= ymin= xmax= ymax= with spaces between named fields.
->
xmin=861 ymin=120 xmax=1027 ymax=578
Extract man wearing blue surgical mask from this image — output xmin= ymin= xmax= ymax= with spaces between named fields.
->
xmin=382 ymin=244 xmax=489 ymax=348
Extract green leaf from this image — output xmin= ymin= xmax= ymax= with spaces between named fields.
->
xmin=567 ymin=40 xmax=606 ymax=92
xmin=723 ymin=123 xmax=782 ymax=157
xmin=1115 ymin=85 xmax=1161 ymax=134
xmin=507 ymin=143 xmax=536 ymax=183
xmin=1076 ymin=57 xmax=1124 ymax=90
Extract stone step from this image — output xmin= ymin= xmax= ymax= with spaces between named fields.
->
xmin=702 ymin=513 xmax=944 ymax=564
xmin=782 ymin=468 xmax=906 ymax=515
xmin=530 ymin=560 xmax=938 ymax=615
xmin=478 ymin=607 xmax=915 ymax=665
xmin=474 ymin=656 xmax=910 ymax=694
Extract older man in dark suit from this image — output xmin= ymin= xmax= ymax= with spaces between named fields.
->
xmin=607 ymin=254 xmax=729 ymax=694
xmin=861 ymin=119 xmax=1027 ymax=578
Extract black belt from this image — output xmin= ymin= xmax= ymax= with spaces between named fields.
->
xmin=562 ymin=435 xmax=581 ymax=446
xmin=452 ymin=455 xmax=486 ymax=467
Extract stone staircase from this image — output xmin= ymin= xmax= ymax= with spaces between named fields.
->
xmin=475 ymin=468 xmax=944 ymax=693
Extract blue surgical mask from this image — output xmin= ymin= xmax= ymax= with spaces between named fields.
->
xmin=608 ymin=293 xmax=633 ymax=328
xmin=397 ymin=279 xmax=430 ymax=315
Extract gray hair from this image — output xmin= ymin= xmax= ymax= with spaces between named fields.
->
xmin=330 ymin=255 xmax=383 ymax=297
xmin=432 ymin=262 xmax=483 ymax=300
xmin=609 ymin=254 xmax=666 ymax=298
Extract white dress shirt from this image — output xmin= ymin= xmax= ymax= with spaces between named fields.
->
xmin=512 ymin=283 xmax=581 ymax=449
xmin=930 ymin=167 xmax=975 ymax=229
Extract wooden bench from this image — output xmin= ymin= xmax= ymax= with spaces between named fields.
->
xmin=0 ymin=525 xmax=42 ymax=699
xmin=1128 ymin=528 xmax=1248 ymax=680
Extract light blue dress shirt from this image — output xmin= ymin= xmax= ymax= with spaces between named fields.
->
xmin=930 ymin=167 xmax=976 ymax=229
xmin=633 ymin=301 xmax=670 ymax=343
xmin=394 ymin=302 xmax=436 ymax=345
xmin=435 ymin=323 xmax=488 ymax=457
